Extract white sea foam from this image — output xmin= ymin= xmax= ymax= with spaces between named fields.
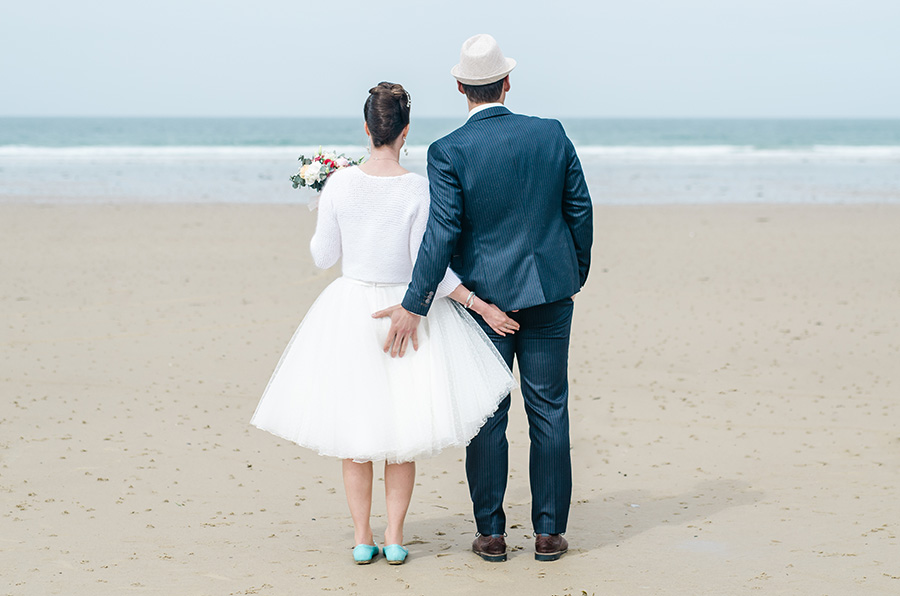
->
xmin=574 ymin=145 xmax=900 ymax=162
xmin=0 ymin=145 xmax=369 ymax=161
xmin=3 ymin=143 xmax=899 ymax=206
xmin=2 ymin=144 xmax=898 ymax=163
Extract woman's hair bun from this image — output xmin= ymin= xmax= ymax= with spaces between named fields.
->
xmin=368 ymin=82 xmax=405 ymax=99
xmin=364 ymin=82 xmax=411 ymax=148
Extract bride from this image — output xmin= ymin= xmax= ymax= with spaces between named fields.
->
xmin=250 ymin=82 xmax=517 ymax=565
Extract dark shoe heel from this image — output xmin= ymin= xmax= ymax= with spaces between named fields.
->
xmin=476 ymin=551 xmax=508 ymax=563
xmin=472 ymin=533 xmax=508 ymax=562
xmin=534 ymin=533 xmax=568 ymax=561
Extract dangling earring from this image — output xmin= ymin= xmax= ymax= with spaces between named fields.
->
xmin=403 ymin=137 xmax=408 ymax=156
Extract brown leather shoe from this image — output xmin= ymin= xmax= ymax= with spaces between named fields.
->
xmin=534 ymin=534 xmax=568 ymax=561
xmin=472 ymin=533 xmax=507 ymax=562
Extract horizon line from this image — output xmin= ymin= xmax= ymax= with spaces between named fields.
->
xmin=2 ymin=114 xmax=900 ymax=121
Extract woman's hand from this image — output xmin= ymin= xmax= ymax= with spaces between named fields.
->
xmin=478 ymin=302 xmax=519 ymax=337
xmin=447 ymin=284 xmax=519 ymax=337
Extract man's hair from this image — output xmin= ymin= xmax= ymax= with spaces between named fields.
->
xmin=461 ymin=77 xmax=506 ymax=104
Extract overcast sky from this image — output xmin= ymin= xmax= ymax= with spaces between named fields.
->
xmin=2 ymin=0 xmax=898 ymax=118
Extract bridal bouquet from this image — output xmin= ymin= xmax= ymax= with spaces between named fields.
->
xmin=291 ymin=149 xmax=364 ymax=192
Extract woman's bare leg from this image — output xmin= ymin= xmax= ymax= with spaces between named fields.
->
xmin=383 ymin=461 xmax=415 ymax=545
xmin=342 ymin=459 xmax=375 ymax=546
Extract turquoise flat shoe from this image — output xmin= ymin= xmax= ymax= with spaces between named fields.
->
xmin=384 ymin=544 xmax=408 ymax=565
xmin=353 ymin=543 xmax=379 ymax=565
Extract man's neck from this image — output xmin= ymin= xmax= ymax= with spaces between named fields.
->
xmin=466 ymin=102 xmax=505 ymax=120
xmin=467 ymin=99 xmax=504 ymax=112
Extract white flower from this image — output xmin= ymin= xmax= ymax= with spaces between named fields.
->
xmin=323 ymin=152 xmax=336 ymax=162
xmin=335 ymin=157 xmax=350 ymax=167
xmin=303 ymin=162 xmax=323 ymax=184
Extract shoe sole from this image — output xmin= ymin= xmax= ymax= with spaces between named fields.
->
xmin=353 ymin=544 xmax=379 ymax=564
xmin=535 ymin=549 xmax=567 ymax=561
xmin=473 ymin=550 xmax=507 ymax=562
xmin=386 ymin=559 xmax=406 ymax=565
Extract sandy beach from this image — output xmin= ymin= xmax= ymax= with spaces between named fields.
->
xmin=2 ymin=202 xmax=899 ymax=596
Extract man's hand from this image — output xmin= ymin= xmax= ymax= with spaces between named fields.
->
xmin=371 ymin=304 xmax=421 ymax=358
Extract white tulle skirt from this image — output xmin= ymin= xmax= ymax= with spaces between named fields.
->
xmin=250 ymin=277 xmax=515 ymax=463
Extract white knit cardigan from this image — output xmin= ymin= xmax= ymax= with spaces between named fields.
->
xmin=309 ymin=166 xmax=460 ymax=298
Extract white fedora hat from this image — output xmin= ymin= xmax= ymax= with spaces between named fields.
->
xmin=450 ymin=34 xmax=516 ymax=86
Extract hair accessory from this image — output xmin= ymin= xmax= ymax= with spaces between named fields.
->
xmin=404 ymin=90 xmax=411 ymax=109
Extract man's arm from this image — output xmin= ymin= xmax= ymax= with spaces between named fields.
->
xmin=559 ymin=125 xmax=593 ymax=288
xmin=375 ymin=141 xmax=465 ymax=358
xmin=401 ymin=142 xmax=465 ymax=315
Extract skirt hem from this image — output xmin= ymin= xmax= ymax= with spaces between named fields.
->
xmin=251 ymin=378 xmax=513 ymax=463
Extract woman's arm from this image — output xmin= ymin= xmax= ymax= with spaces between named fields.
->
xmin=309 ymin=182 xmax=341 ymax=269
xmin=447 ymin=284 xmax=520 ymax=337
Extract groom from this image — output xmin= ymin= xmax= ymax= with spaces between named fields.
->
xmin=380 ymin=34 xmax=592 ymax=562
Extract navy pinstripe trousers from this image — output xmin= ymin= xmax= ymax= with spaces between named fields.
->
xmin=467 ymin=297 xmax=574 ymax=536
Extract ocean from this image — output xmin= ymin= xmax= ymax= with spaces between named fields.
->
xmin=2 ymin=117 xmax=899 ymax=204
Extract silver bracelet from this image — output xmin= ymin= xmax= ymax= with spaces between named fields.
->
xmin=464 ymin=291 xmax=476 ymax=309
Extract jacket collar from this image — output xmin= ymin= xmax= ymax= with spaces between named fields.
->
xmin=466 ymin=105 xmax=512 ymax=123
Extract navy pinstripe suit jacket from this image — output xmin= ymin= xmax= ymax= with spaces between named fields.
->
xmin=402 ymin=106 xmax=593 ymax=315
